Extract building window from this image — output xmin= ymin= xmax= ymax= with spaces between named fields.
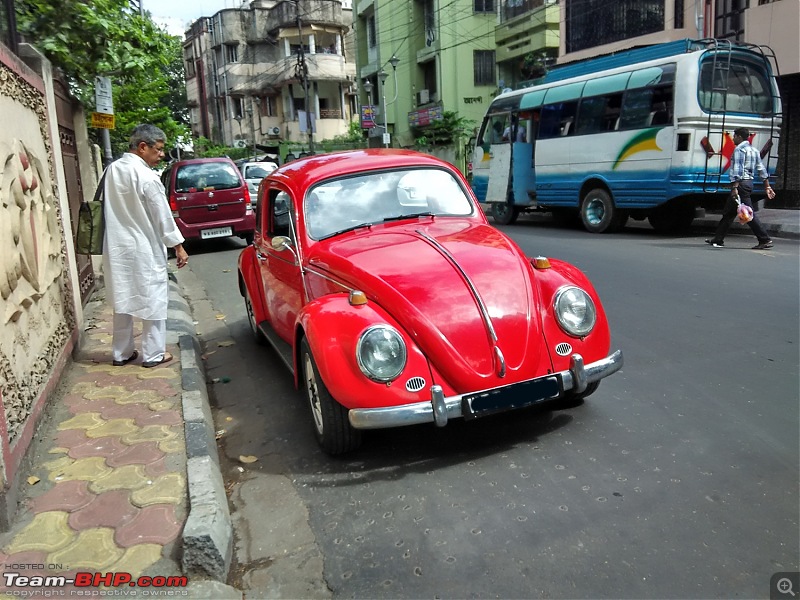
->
xmin=714 ymin=0 xmax=747 ymax=41
xmin=226 ymin=44 xmax=239 ymax=64
xmin=184 ymin=47 xmax=196 ymax=78
xmin=566 ymin=0 xmax=665 ymax=53
xmin=259 ymin=96 xmax=277 ymax=117
xmin=474 ymin=50 xmax=496 ymax=86
xmin=367 ymin=15 xmax=376 ymax=49
xmin=674 ymin=0 xmax=684 ymax=28
xmin=475 ymin=0 xmax=494 ymax=13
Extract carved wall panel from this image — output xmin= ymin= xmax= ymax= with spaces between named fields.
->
xmin=0 ymin=61 xmax=74 ymax=443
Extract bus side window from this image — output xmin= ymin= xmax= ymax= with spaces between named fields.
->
xmin=538 ymin=102 xmax=577 ymax=139
xmin=481 ymin=115 xmax=507 ymax=144
xmin=619 ymin=88 xmax=654 ymax=129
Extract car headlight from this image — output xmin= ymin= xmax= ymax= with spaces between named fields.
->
xmin=554 ymin=286 xmax=596 ymax=337
xmin=356 ymin=325 xmax=407 ymax=382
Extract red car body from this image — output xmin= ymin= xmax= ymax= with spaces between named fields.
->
xmin=238 ymin=149 xmax=622 ymax=454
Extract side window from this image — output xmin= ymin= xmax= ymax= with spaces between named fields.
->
xmin=478 ymin=114 xmax=509 ymax=145
xmin=576 ymin=93 xmax=623 ymax=135
xmin=268 ymin=190 xmax=292 ymax=238
xmin=538 ymin=101 xmax=578 ymax=139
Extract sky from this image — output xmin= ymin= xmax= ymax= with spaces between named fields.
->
xmin=149 ymin=0 xmax=245 ymax=36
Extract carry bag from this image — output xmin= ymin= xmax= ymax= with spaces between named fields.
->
xmin=735 ymin=196 xmax=754 ymax=224
xmin=76 ymin=170 xmax=107 ymax=255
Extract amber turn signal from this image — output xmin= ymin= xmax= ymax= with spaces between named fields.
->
xmin=349 ymin=290 xmax=368 ymax=305
xmin=533 ymin=256 xmax=551 ymax=269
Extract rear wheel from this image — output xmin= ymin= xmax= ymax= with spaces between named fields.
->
xmin=244 ymin=232 xmax=255 ymax=245
xmin=580 ymin=188 xmax=623 ymax=233
xmin=301 ymin=338 xmax=361 ymax=454
xmin=491 ymin=202 xmax=520 ymax=225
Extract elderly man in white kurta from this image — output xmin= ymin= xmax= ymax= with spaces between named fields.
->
xmin=102 ymin=124 xmax=189 ymax=368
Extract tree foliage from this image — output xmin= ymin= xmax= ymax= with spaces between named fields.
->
xmin=15 ymin=0 xmax=190 ymax=156
xmin=412 ymin=111 xmax=475 ymax=147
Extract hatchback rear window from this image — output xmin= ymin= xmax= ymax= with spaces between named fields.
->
xmin=175 ymin=163 xmax=242 ymax=192
xmin=244 ymin=166 xmax=271 ymax=179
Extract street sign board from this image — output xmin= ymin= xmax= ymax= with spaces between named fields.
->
xmin=361 ymin=105 xmax=376 ymax=129
xmin=95 ymin=76 xmax=114 ymax=114
xmin=91 ymin=112 xmax=115 ymax=129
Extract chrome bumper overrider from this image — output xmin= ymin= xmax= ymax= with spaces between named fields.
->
xmin=348 ymin=350 xmax=623 ymax=430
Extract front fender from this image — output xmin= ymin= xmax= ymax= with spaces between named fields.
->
xmin=297 ymin=295 xmax=434 ymax=410
xmin=531 ymin=258 xmax=612 ymax=372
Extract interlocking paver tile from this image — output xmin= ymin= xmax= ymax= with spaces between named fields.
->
xmin=143 ymin=456 xmax=169 ymax=478
xmin=107 ymin=543 xmax=163 ymax=578
xmin=4 ymin=512 xmax=75 ymax=554
xmin=98 ymin=402 xmax=158 ymax=422
xmin=49 ymin=456 xmax=113 ymax=482
xmin=85 ymin=418 xmax=140 ymax=439
xmin=54 ymin=428 xmax=91 ymax=448
xmin=47 ymin=528 xmax=123 ymax=570
xmin=58 ymin=412 xmax=105 ymax=431
xmin=121 ymin=425 xmax=177 ymax=445
xmin=89 ymin=464 xmax=150 ymax=493
xmin=29 ymin=480 xmax=93 ymax=514
xmin=43 ymin=455 xmax=75 ymax=473
xmin=157 ymin=438 xmax=184 ymax=453
xmin=68 ymin=490 xmax=139 ymax=530
xmin=115 ymin=505 xmax=181 ymax=547
xmin=130 ymin=473 xmax=185 ymax=507
xmin=149 ymin=399 xmax=179 ymax=412
xmin=68 ymin=435 xmax=126 ymax=460
xmin=106 ymin=441 xmax=164 ymax=468
xmin=133 ymin=409 xmax=183 ymax=427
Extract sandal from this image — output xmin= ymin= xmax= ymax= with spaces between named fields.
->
xmin=112 ymin=350 xmax=139 ymax=366
xmin=142 ymin=351 xmax=173 ymax=368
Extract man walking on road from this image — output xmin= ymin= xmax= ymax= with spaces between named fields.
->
xmin=102 ymin=124 xmax=189 ymax=368
xmin=706 ymin=126 xmax=776 ymax=249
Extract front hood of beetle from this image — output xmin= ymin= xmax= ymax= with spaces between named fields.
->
xmin=306 ymin=219 xmax=552 ymax=392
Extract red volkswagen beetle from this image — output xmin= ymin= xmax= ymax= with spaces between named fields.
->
xmin=238 ymin=149 xmax=623 ymax=454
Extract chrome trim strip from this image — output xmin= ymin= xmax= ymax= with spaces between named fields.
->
xmin=304 ymin=266 xmax=354 ymax=292
xmin=348 ymin=350 xmax=623 ymax=430
xmin=415 ymin=229 xmax=498 ymax=343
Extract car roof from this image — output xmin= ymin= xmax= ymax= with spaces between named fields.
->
xmin=172 ymin=156 xmax=237 ymax=167
xmin=241 ymin=161 xmax=277 ymax=170
xmin=268 ymin=149 xmax=456 ymax=194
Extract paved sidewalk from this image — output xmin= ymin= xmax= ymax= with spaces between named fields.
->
xmin=693 ymin=207 xmax=800 ymax=240
xmin=0 ymin=276 xmax=240 ymax=599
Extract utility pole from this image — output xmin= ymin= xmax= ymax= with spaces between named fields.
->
xmin=295 ymin=1 xmax=314 ymax=153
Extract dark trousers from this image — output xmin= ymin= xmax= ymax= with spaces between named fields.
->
xmin=712 ymin=181 xmax=770 ymax=243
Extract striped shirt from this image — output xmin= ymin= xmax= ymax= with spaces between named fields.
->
xmin=729 ymin=140 xmax=768 ymax=183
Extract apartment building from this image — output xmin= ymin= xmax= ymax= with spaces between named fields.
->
xmin=183 ymin=0 xmax=357 ymax=150
xmin=558 ymin=0 xmax=798 ymax=202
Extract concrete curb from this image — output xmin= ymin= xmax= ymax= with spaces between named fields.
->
xmin=166 ymin=276 xmax=235 ymax=584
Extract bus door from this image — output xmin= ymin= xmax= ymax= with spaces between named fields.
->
xmin=508 ymin=112 xmax=535 ymax=206
xmin=472 ymin=113 xmax=511 ymax=205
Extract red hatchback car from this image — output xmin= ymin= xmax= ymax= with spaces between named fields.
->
xmin=161 ymin=157 xmax=255 ymax=244
xmin=238 ymin=149 xmax=623 ymax=454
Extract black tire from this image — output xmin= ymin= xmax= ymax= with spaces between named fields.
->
xmin=647 ymin=204 xmax=695 ymax=233
xmin=300 ymin=338 xmax=362 ymax=455
xmin=244 ymin=290 xmax=266 ymax=345
xmin=558 ymin=381 xmax=600 ymax=409
xmin=244 ymin=232 xmax=255 ymax=245
xmin=491 ymin=202 xmax=520 ymax=225
xmin=580 ymin=188 xmax=621 ymax=233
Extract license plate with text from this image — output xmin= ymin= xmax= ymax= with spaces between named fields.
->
xmin=200 ymin=227 xmax=233 ymax=239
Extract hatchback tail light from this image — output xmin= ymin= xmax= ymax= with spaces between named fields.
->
xmin=244 ymin=187 xmax=252 ymax=211
xmin=169 ymin=194 xmax=179 ymax=216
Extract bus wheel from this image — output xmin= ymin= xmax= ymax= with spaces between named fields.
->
xmin=491 ymin=202 xmax=520 ymax=225
xmin=648 ymin=204 xmax=695 ymax=233
xmin=580 ymin=189 xmax=620 ymax=233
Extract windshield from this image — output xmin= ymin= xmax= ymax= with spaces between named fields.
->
xmin=175 ymin=162 xmax=241 ymax=192
xmin=305 ymin=168 xmax=474 ymax=240
xmin=699 ymin=57 xmax=776 ymax=114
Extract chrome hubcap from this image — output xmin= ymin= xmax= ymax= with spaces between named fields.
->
xmin=585 ymin=198 xmax=605 ymax=226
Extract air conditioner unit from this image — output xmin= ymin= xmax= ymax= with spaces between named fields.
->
xmin=234 ymin=140 xmax=248 ymax=148
xmin=417 ymin=89 xmax=430 ymax=106
xmin=268 ymin=126 xmax=281 ymax=136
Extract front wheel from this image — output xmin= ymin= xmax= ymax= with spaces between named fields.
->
xmin=580 ymin=189 xmax=622 ymax=233
xmin=301 ymin=338 xmax=361 ymax=455
xmin=491 ymin=202 xmax=520 ymax=225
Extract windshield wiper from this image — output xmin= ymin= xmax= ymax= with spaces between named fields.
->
xmin=320 ymin=222 xmax=372 ymax=240
xmin=383 ymin=212 xmax=434 ymax=223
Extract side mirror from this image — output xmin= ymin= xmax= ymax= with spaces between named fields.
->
xmin=271 ymin=236 xmax=293 ymax=252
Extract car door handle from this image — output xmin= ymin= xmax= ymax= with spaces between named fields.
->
xmin=255 ymin=250 xmax=266 ymax=261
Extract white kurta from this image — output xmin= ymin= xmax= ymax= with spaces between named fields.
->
xmin=102 ymin=153 xmax=184 ymax=320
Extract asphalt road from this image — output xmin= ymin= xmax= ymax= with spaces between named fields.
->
xmin=179 ymin=219 xmax=799 ymax=599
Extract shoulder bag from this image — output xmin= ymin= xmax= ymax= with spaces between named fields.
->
xmin=76 ymin=169 xmax=107 ymax=255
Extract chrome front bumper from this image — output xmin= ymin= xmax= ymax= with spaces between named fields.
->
xmin=348 ymin=350 xmax=623 ymax=430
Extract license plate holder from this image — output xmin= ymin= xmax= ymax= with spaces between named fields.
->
xmin=200 ymin=226 xmax=233 ymax=239
xmin=462 ymin=375 xmax=562 ymax=419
